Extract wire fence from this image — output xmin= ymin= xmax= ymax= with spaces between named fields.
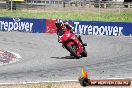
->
xmin=0 ymin=0 xmax=132 ymax=10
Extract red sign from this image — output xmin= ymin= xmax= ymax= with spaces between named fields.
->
xmin=46 ymin=19 xmax=57 ymax=33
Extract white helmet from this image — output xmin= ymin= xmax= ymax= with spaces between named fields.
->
xmin=55 ymin=19 xmax=63 ymax=28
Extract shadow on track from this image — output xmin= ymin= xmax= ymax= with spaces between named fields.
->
xmin=51 ymin=56 xmax=76 ymax=59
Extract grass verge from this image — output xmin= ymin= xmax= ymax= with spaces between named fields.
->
xmin=0 ymin=9 xmax=132 ymax=22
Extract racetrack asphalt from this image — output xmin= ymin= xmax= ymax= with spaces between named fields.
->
xmin=0 ymin=32 xmax=131 ymax=83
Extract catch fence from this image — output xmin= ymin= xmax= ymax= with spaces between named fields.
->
xmin=0 ymin=0 xmax=132 ymax=10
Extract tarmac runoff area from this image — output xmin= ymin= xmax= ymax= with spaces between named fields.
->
xmin=0 ymin=32 xmax=131 ymax=84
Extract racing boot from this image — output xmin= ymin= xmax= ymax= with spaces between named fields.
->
xmin=77 ymin=35 xmax=87 ymax=46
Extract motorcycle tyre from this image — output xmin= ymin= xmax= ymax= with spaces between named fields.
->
xmin=67 ymin=45 xmax=81 ymax=59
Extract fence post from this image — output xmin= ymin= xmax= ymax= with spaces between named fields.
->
xmin=11 ymin=0 xmax=12 ymax=11
xmin=104 ymin=3 xmax=106 ymax=8
xmin=128 ymin=3 xmax=130 ymax=8
xmin=63 ymin=0 xmax=65 ymax=8
xmin=75 ymin=1 xmax=77 ymax=7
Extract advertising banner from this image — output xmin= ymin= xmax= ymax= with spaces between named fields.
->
xmin=67 ymin=20 xmax=132 ymax=36
xmin=46 ymin=19 xmax=132 ymax=36
xmin=0 ymin=17 xmax=46 ymax=33
xmin=46 ymin=19 xmax=56 ymax=33
xmin=0 ymin=17 xmax=131 ymax=36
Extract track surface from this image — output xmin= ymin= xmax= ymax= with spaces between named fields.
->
xmin=0 ymin=32 xmax=131 ymax=83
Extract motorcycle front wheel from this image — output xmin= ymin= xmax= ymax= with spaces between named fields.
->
xmin=67 ymin=45 xmax=81 ymax=59
xmin=81 ymin=49 xmax=87 ymax=57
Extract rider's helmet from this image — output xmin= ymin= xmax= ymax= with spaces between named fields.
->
xmin=55 ymin=19 xmax=64 ymax=29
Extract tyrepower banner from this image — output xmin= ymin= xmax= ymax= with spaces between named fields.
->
xmin=0 ymin=17 xmax=46 ymax=33
xmin=0 ymin=17 xmax=132 ymax=36
xmin=46 ymin=19 xmax=132 ymax=36
xmin=68 ymin=20 xmax=132 ymax=36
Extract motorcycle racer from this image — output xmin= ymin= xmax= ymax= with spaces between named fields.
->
xmin=55 ymin=19 xmax=86 ymax=46
xmin=55 ymin=19 xmax=87 ymax=58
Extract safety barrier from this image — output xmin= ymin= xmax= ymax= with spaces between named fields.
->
xmin=66 ymin=20 xmax=132 ymax=36
xmin=0 ymin=17 xmax=132 ymax=36
xmin=0 ymin=17 xmax=46 ymax=33
xmin=46 ymin=19 xmax=132 ymax=36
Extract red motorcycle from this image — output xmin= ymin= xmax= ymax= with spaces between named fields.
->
xmin=58 ymin=29 xmax=87 ymax=59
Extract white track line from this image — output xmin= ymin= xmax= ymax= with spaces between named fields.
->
xmin=0 ymin=78 xmax=132 ymax=85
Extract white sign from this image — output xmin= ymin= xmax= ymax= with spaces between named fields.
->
xmin=74 ymin=22 xmax=123 ymax=36
xmin=0 ymin=18 xmax=33 ymax=32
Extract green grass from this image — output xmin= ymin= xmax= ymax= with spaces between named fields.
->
xmin=0 ymin=9 xmax=132 ymax=22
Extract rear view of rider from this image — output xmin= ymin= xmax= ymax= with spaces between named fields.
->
xmin=55 ymin=19 xmax=87 ymax=46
